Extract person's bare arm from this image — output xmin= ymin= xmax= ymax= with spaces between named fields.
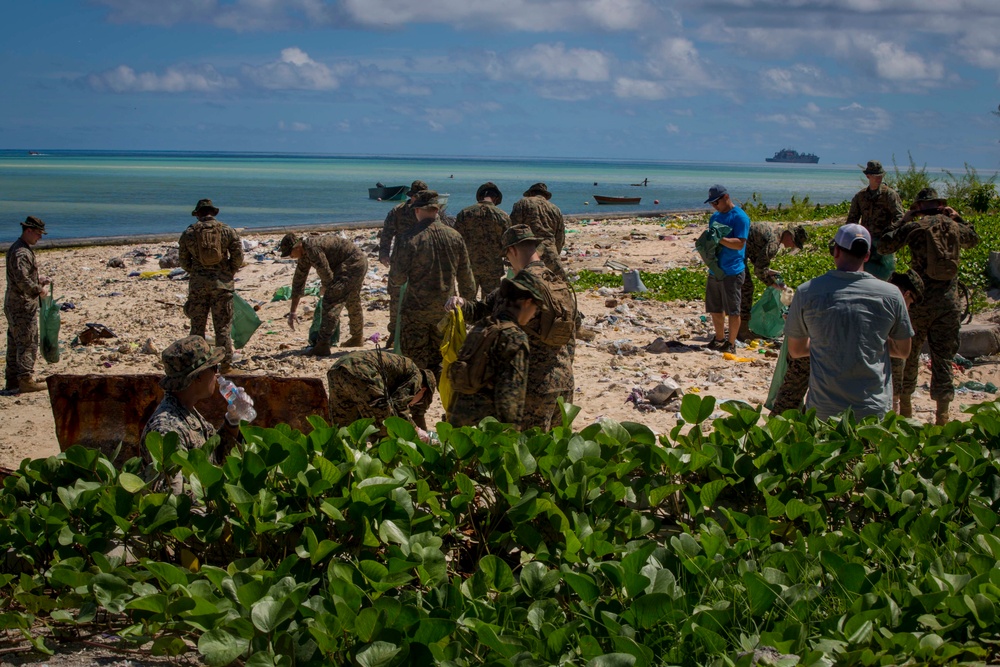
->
xmin=787 ymin=336 xmax=810 ymax=359
xmin=888 ymin=336 xmax=911 ymax=360
xmin=719 ymin=237 xmax=746 ymax=250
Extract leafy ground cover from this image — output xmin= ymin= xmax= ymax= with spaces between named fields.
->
xmin=1 ymin=397 xmax=999 ymax=666
xmin=575 ymin=213 xmax=1000 ymax=312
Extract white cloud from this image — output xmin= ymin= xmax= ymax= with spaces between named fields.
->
xmin=838 ymin=102 xmax=893 ymax=133
xmin=243 ymin=48 xmax=339 ymax=90
xmin=665 ymin=123 xmax=680 ymax=133
xmin=614 ymin=78 xmax=666 ymax=100
xmin=758 ymin=113 xmax=816 ymax=129
xmin=87 ymin=64 xmax=235 ymax=93
xmin=506 ymin=44 xmax=611 ymax=82
xmin=97 ymin=0 xmax=335 ymax=32
xmin=278 ymin=121 xmax=312 ymax=131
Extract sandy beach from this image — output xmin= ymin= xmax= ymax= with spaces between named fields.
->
xmin=2 ymin=213 xmax=998 ymax=470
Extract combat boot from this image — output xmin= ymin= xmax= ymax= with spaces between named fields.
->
xmin=308 ymin=342 xmax=333 ymax=357
xmin=935 ymin=399 xmax=951 ymax=426
xmin=736 ymin=320 xmax=754 ymax=342
xmin=18 ymin=378 xmax=47 ymax=394
xmin=899 ymin=394 xmax=912 ymax=418
xmin=341 ymin=334 xmax=364 ymax=348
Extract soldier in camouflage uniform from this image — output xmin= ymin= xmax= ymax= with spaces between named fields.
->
xmin=280 ymin=232 xmax=368 ymax=356
xmin=380 ymin=180 xmax=427 ymax=345
xmin=878 ymin=188 xmax=980 ymax=425
xmin=4 ymin=216 xmax=50 ymax=393
xmin=178 ymin=199 xmax=244 ymax=372
xmin=141 ymin=335 xmax=240 ymax=494
xmin=846 ymin=161 xmax=904 ymax=280
xmin=449 ymin=225 xmax=577 ymax=431
xmin=448 ymin=277 xmax=538 ymax=428
xmin=454 ymin=182 xmax=511 ymax=298
xmin=510 ymin=182 xmax=567 ymax=279
xmin=389 ymin=190 xmax=476 ymax=378
xmin=739 ymin=223 xmax=806 ymax=340
xmin=887 ymin=270 xmax=925 ymax=412
xmin=327 ymin=350 xmax=436 ymax=434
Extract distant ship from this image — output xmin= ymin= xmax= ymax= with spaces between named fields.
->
xmin=766 ymin=148 xmax=819 ymax=164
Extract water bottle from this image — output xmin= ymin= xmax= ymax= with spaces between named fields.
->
xmin=217 ymin=376 xmax=257 ymax=424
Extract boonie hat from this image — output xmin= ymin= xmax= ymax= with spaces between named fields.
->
xmin=278 ymin=233 xmax=301 ymax=257
xmin=21 ymin=216 xmax=47 ymax=234
xmin=476 ymin=182 xmax=503 ymax=206
xmin=704 ymin=185 xmax=728 ymax=204
xmin=503 ymin=275 xmax=544 ymax=302
xmin=787 ymin=224 xmax=808 ymax=249
xmin=890 ymin=270 xmax=925 ymax=304
xmin=862 ymin=160 xmax=885 ymax=176
xmin=501 ymin=224 xmax=540 ymax=251
xmin=523 ymin=182 xmax=552 ymax=200
xmin=407 ymin=180 xmax=429 ymax=197
xmin=160 ymin=335 xmax=224 ymax=391
xmin=191 ymin=199 xmax=220 ymax=217
xmin=411 ymin=190 xmax=441 ymax=209
xmin=833 ymin=223 xmax=871 ymax=253
xmin=914 ymin=187 xmax=947 ymax=206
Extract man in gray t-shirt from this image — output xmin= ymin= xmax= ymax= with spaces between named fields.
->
xmin=785 ymin=224 xmax=914 ymax=421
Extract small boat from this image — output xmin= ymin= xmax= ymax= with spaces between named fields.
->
xmin=594 ymin=195 xmax=641 ymax=205
xmin=368 ymin=184 xmax=407 ymax=201
xmin=28 ymin=151 xmax=41 ymax=156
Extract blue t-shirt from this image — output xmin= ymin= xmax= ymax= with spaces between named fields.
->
xmin=710 ymin=207 xmax=750 ymax=276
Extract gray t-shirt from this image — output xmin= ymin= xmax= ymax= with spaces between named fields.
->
xmin=785 ymin=270 xmax=914 ymax=420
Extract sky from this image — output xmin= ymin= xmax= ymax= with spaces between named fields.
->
xmin=2 ymin=0 xmax=1000 ymax=168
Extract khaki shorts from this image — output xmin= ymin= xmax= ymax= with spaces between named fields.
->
xmin=705 ymin=273 xmax=745 ymax=316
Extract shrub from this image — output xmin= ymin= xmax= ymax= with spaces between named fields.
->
xmin=943 ymin=163 xmax=999 ymax=214
xmin=884 ymin=152 xmax=934 ymax=202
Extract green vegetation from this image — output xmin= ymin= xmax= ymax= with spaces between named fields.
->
xmin=2 ymin=398 xmax=1000 ymax=665
xmin=884 ymin=152 xmax=934 ymax=203
xmin=943 ymin=164 xmax=999 ymax=214
xmin=578 ymin=210 xmax=998 ymax=313
xmin=741 ymin=194 xmax=849 ymax=222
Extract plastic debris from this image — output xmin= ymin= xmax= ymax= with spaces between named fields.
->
xmin=957 ymin=380 xmax=997 ymax=393
xmin=723 ymin=352 xmax=756 ymax=362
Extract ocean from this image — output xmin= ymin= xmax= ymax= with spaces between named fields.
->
xmin=0 ymin=150 xmax=943 ymax=241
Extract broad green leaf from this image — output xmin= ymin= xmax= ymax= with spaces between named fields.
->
xmin=680 ymin=393 xmax=716 ymax=424
xmin=479 ymin=555 xmax=515 ymax=592
xmin=520 ymin=562 xmax=560 ymax=599
xmin=118 ymin=472 xmax=145 ymax=493
xmin=356 ymin=641 xmax=401 ymax=667
xmin=699 ymin=479 xmax=727 ymax=508
xmin=563 ymin=571 xmax=601 ymax=604
xmin=587 ymin=654 xmax=637 ymax=667
xmin=251 ymin=598 xmax=296 ymax=633
xmin=743 ymin=572 xmax=780 ymax=616
xmin=198 ymin=629 xmax=250 ymax=666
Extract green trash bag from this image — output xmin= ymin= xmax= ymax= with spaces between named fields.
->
xmin=271 ymin=285 xmax=292 ymax=302
xmin=749 ymin=286 xmax=787 ymax=339
xmin=39 ymin=284 xmax=61 ymax=363
xmin=695 ymin=222 xmax=732 ymax=279
xmin=231 ymin=292 xmax=262 ymax=350
xmin=764 ymin=337 xmax=790 ymax=411
xmin=308 ymin=297 xmax=341 ymax=347
xmin=864 ymin=243 xmax=896 ymax=281
xmin=393 ymin=281 xmax=408 ymax=355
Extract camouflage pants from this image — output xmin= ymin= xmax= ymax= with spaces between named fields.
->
xmin=472 ymin=260 xmax=504 ymax=301
xmin=327 ymin=368 xmax=388 ymax=433
xmin=536 ymin=240 xmax=568 ymax=280
xmin=740 ymin=266 xmax=755 ymax=320
xmin=320 ymin=271 xmax=366 ymax=344
xmin=771 ymin=355 xmax=809 ymax=415
xmin=4 ymin=300 xmax=38 ymax=387
xmin=186 ymin=288 xmax=234 ymax=364
xmin=902 ymin=299 xmax=961 ymax=401
xmin=399 ymin=314 xmax=445 ymax=380
xmin=521 ymin=392 xmax=562 ymax=431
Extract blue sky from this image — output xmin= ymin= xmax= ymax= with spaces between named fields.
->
xmin=2 ymin=0 xmax=999 ymax=168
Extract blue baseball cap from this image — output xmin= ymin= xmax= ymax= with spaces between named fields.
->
xmin=705 ymin=185 xmax=728 ymax=204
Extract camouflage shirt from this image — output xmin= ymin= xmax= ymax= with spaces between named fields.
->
xmin=510 ymin=195 xmax=566 ymax=275
xmin=448 ymin=310 xmax=530 ymax=428
xmin=878 ymin=212 xmax=980 ymax=296
xmin=846 ymin=185 xmax=904 ymax=241
xmin=454 ymin=201 xmax=511 ymax=275
xmin=178 ymin=216 xmax=244 ymax=289
xmin=745 ymin=222 xmax=783 ymax=286
xmin=4 ymin=238 xmax=42 ymax=310
xmin=379 ymin=201 xmax=418 ymax=262
xmin=328 ymin=351 xmax=425 ymax=422
xmin=389 ymin=217 xmax=476 ymax=316
xmin=140 ymin=392 xmax=217 ymax=494
xmin=291 ymin=235 xmax=367 ymax=299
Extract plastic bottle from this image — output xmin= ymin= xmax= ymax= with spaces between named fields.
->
xmin=217 ymin=376 xmax=257 ymax=424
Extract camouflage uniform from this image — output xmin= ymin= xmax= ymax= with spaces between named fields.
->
xmin=879 ymin=211 xmax=980 ymax=402
xmin=381 ymin=182 xmax=426 ymax=341
xmin=463 ymin=261 xmax=576 ymax=431
xmin=327 ymin=350 xmax=430 ymax=433
xmin=510 ymin=188 xmax=567 ymax=279
xmin=741 ymin=222 xmax=783 ymax=320
xmin=448 ymin=311 xmax=530 ymax=428
xmin=770 ymin=355 xmax=810 ymax=415
xmin=4 ymin=237 xmax=43 ymax=389
xmin=846 ymin=184 xmax=904 ymax=279
xmin=389 ymin=215 xmax=475 ymax=377
xmin=178 ymin=214 xmax=243 ymax=366
xmin=454 ymin=200 xmax=511 ymax=298
xmin=291 ymin=235 xmax=368 ymax=345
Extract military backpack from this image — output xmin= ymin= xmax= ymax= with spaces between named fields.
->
xmin=193 ymin=222 xmax=226 ymax=266
xmin=448 ymin=318 xmax=519 ymax=396
xmin=918 ymin=215 xmax=962 ymax=281
xmin=516 ymin=270 xmax=578 ymax=347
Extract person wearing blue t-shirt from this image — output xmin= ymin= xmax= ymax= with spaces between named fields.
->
xmin=703 ymin=185 xmax=750 ymax=353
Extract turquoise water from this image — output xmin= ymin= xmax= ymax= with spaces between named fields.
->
xmin=0 ymin=150 xmax=930 ymax=240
